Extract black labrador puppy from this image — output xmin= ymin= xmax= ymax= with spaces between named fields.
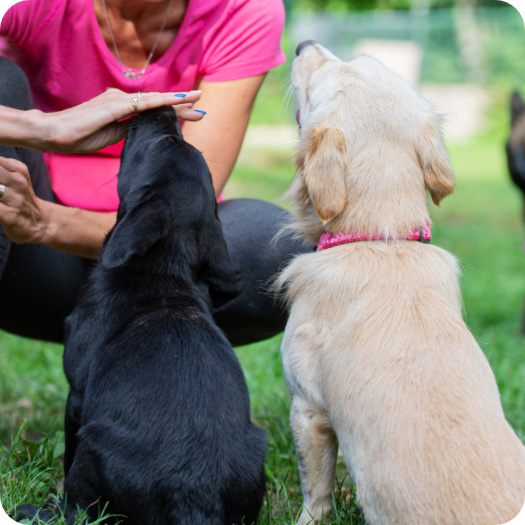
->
xmin=506 ymin=91 xmax=525 ymax=334
xmin=16 ymin=107 xmax=266 ymax=524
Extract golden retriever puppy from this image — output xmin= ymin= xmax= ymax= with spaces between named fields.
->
xmin=275 ymin=41 xmax=525 ymax=525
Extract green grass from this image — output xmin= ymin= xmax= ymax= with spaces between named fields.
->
xmin=1 ymin=133 xmax=524 ymax=523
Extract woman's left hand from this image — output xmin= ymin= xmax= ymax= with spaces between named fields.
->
xmin=38 ymin=88 xmax=204 ymax=154
xmin=0 ymin=156 xmax=47 ymax=244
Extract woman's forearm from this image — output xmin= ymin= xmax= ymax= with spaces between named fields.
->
xmin=38 ymin=200 xmax=116 ymax=259
xmin=182 ymin=75 xmax=265 ymax=195
xmin=0 ymin=106 xmax=50 ymax=150
xmin=0 ymin=90 xmax=204 ymax=154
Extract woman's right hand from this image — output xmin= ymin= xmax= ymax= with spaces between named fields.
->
xmin=41 ymin=88 xmax=204 ymax=154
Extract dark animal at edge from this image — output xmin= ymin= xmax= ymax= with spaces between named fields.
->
xmin=506 ymin=91 xmax=525 ymax=335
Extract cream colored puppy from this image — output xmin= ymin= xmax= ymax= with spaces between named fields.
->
xmin=275 ymin=41 xmax=525 ymax=525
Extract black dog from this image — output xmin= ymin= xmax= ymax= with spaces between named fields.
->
xmin=506 ymin=91 xmax=525 ymax=334
xmin=16 ymin=107 xmax=266 ymax=524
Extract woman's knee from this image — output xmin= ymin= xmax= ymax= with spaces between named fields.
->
xmin=0 ymin=57 xmax=34 ymax=110
xmin=213 ymin=198 xmax=311 ymax=346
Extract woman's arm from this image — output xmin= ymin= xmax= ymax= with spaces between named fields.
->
xmin=0 ymin=75 xmax=264 ymax=259
xmin=182 ymin=74 xmax=266 ymax=195
xmin=0 ymin=89 xmax=204 ymax=259
xmin=0 ymin=88 xmax=203 ymax=153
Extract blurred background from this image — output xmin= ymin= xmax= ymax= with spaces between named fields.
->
xmin=236 ymin=0 xmax=525 ymax=183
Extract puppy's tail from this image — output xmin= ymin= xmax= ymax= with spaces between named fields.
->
xmin=11 ymin=498 xmax=70 ymax=524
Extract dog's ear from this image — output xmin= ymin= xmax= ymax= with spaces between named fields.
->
xmin=199 ymin=218 xmax=241 ymax=309
xmin=511 ymin=91 xmax=525 ymax=128
xmin=101 ymin=197 xmax=170 ymax=269
xmin=299 ymin=127 xmax=347 ymax=223
xmin=417 ymin=116 xmax=455 ymax=206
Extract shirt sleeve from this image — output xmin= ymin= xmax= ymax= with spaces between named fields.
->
xmin=199 ymin=0 xmax=286 ymax=82
xmin=0 ymin=0 xmax=58 ymax=49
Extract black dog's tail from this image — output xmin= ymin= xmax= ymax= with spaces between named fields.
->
xmin=12 ymin=500 xmax=70 ymax=524
xmin=13 ymin=497 xmax=119 ymax=525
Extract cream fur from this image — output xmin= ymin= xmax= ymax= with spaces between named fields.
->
xmin=276 ymin=43 xmax=525 ymax=525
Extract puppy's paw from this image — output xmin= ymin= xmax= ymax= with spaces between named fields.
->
xmin=297 ymin=503 xmax=332 ymax=525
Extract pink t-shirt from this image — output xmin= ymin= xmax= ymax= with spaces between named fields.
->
xmin=0 ymin=0 xmax=286 ymax=211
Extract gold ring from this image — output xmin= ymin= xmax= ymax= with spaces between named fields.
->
xmin=131 ymin=98 xmax=139 ymax=112
xmin=0 ymin=184 xmax=6 ymax=199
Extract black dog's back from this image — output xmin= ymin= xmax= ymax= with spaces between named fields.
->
xmin=20 ymin=107 xmax=267 ymax=524
xmin=66 ymin=289 xmax=266 ymax=524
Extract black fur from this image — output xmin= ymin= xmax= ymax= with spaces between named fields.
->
xmin=15 ymin=108 xmax=266 ymax=524
xmin=506 ymin=91 xmax=525 ymax=335
xmin=506 ymin=91 xmax=525 ymax=194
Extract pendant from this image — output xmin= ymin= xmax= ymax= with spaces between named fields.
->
xmin=123 ymin=70 xmax=144 ymax=79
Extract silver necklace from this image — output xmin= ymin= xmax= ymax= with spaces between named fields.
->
xmin=101 ymin=0 xmax=175 ymax=79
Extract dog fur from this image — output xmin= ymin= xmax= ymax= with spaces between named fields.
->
xmin=274 ymin=42 xmax=525 ymax=525
xmin=15 ymin=107 xmax=266 ymax=525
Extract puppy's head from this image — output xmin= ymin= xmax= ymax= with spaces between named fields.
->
xmin=506 ymin=91 xmax=525 ymax=196
xmin=115 ymin=106 xmax=184 ymax=202
xmin=290 ymin=42 xmax=455 ymax=241
xmin=101 ymin=107 xmax=241 ymax=306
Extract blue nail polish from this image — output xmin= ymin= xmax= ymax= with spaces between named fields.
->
xmin=175 ymin=93 xmax=187 ymax=97
xmin=194 ymin=110 xmax=206 ymax=115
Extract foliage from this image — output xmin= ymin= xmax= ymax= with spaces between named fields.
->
xmin=284 ymin=1 xmax=525 ymax=86
xmin=289 ymin=0 xmax=508 ymax=12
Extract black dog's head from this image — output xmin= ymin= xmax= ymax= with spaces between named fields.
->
xmin=101 ymin=107 xmax=241 ymax=308
xmin=506 ymin=91 xmax=525 ymax=196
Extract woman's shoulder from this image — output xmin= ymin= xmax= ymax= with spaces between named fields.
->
xmin=226 ymin=0 xmax=285 ymax=20
xmin=194 ymin=0 xmax=286 ymax=82
xmin=0 ymin=0 xmax=87 ymax=48
xmin=190 ymin=0 xmax=284 ymax=27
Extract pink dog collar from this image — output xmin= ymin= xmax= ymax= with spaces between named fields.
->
xmin=317 ymin=223 xmax=432 ymax=251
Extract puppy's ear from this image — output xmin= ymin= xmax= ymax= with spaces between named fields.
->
xmin=417 ymin=117 xmax=455 ymax=206
xmin=200 ymin=218 xmax=241 ymax=309
xmin=299 ymin=127 xmax=347 ymax=222
xmin=101 ymin=197 xmax=170 ymax=269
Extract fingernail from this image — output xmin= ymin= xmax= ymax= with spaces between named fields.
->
xmin=194 ymin=110 xmax=206 ymax=115
xmin=175 ymin=93 xmax=187 ymax=97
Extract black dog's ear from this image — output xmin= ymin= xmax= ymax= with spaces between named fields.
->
xmin=200 ymin=218 xmax=242 ymax=309
xmin=102 ymin=197 xmax=171 ymax=269
xmin=511 ymin=92 xmax=525 ymax=127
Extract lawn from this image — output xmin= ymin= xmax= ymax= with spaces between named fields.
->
xmin=1 ymin=126 xmax=524 ymax=523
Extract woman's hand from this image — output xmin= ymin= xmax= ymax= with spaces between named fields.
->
xmin=0 ymin=88 xmax=205 ymax=154
xmin=0 ymin=155 xmax=117 ymax=258
xmin=42 ymin=88 xmax=204 ymax=154
xmin=0 ymin=156 xmax=47 ymax=244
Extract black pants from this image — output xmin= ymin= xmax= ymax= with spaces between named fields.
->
xmin=0 ymin=57 xmax=310 ymax=346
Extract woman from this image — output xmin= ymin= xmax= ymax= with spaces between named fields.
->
xmin=0 ymin=0 xmax=309 ymax=345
